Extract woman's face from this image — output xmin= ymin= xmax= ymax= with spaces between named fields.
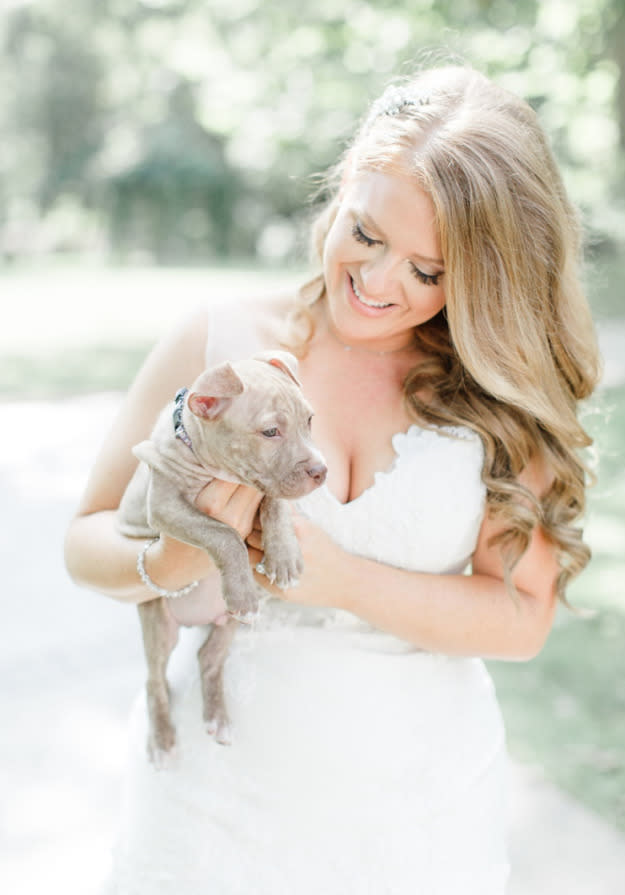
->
xmin=322 ymin=169 xmax=446 ymax=352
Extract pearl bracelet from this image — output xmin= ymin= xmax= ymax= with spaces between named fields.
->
xmin=136 ymin=537 xmax=200 ymax=599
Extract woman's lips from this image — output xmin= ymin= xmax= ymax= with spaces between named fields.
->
xmin=347 ymin=275 xmax=394 ymax=316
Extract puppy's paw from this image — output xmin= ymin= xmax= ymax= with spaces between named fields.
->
xmin=204 ymin=700 xmax=233 ymax=746
xmin=222 ymin=582 xmax=259 ymax=617
xmin=261 ymin=544 xmax=303 ymax=590
xmin=205 ymin=717 xmax=232 ymax=746
xmin=227 ymin=607 xmax=259 ymax=625
xmin=147 ymin=736 xmax=179 ymax=770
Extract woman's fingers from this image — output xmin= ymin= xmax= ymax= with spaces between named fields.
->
xmin=195 ymin=479 xmax=263 ymax=540
xmin=195 ymin=480 xmax=239 ymax=515
xmin=246 ymin=527 xmax=263 ymax=550
xmin=248 ymin=544 xmax=264 ymax=568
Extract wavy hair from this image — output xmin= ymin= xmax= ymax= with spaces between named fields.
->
xmin=286 ymin=66 xmax=601 ymax=601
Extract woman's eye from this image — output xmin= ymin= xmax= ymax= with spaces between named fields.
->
xmin=353 ymin=222 xmax=442 ymax=287
xmin=411 ymin=264 xmax=441 ymax=287
xmin=307 ymin=415 xmax=313 ymax=429
xmin=262 ymin=427 xmax=280 ymax=438
xmin=351 ymin=223 xmax=379 ymax=247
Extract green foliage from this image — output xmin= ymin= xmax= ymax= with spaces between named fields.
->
xmin=488 ymin=607 xmax=625 ymax=831
xmin=0 ymin=0 xmax=624 ymax=261
xmin=0 ymin=342 xmax=154 ymax=399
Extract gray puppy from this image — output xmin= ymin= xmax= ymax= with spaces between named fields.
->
xmin=117 ymin=351 xmax=327 ymax=762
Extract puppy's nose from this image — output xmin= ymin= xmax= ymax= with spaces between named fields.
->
xmin=307 ymin=463 xmax=327 ymax=485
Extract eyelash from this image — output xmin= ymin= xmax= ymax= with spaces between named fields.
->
xmin=351 ymin=223 xmax=441 ymax=287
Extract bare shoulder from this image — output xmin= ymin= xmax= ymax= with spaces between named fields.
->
xmin=220 ymin=289 xmax=295 ymax=318
xmin=207 ymin=289 xmax=299 ymax=356
xmin=255 ymin=291 xmax=299 ymax=345
xmin=131 ymin=305 xmax=209 ymax=392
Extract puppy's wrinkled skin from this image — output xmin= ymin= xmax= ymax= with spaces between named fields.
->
xmin=117 ymin=351 xmax=327 ymax=762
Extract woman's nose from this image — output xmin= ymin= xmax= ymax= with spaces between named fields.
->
xmin=360 ymin=252 xmax=401 ymax=297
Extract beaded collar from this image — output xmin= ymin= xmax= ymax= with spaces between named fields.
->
xmin=172 ymin=387 xmax=193 ymax=450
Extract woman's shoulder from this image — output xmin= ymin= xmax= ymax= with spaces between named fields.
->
xmin=206 ymin=289 xmax=298 ymax=363
xmin=208 ymin=289 xmax=296 ymax=322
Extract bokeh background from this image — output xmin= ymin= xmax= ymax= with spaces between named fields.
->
xmin=2 ymin=1 xmax=624 ymax=893
xmin=2 ymin=0 xmax=625 ymax=265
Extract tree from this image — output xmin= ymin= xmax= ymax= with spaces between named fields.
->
xmin=1 ymin=0 xmax=623 ymax=261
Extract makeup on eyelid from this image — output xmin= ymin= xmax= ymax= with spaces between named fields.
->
xmin=350 ymin=222 xmax=442 ymax=286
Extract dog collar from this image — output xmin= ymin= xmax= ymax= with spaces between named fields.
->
xmin=173 ymin=387 xmax=193 ymax=450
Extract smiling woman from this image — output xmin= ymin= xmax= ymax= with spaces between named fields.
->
xmin=65 ymin=65 xmax=600 ymax=895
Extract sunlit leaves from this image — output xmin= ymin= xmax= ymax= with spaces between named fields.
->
xmin=0 ymin=0 xmax=623 ymax=260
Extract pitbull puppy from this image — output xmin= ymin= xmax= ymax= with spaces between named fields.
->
xmin=117 ymin=351 xmax=327 ymax=762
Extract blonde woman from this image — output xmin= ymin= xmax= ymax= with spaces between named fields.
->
xmin=65 ymin=66 xmax=600 ymax=893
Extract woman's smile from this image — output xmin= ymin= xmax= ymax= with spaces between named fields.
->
xmin=348 ymin=274 xmax=395 ymax=312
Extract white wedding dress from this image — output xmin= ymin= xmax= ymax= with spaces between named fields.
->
xmin=103 ymin=304 xmax=510 ymax=894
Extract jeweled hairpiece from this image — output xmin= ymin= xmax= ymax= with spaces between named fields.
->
xmin=368 ymin=85 xmax=429 ymax=122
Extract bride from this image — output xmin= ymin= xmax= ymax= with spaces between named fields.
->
xmin=65 ymin=65 xmax=599 ymax=893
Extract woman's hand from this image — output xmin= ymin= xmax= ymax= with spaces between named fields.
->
xmin=139 ymin=480 xmax=264 ymax=602
xmin=247 ymin=510 xmax=349 ymax=609
xmin=195 ymin=479 xmax=264 ymax=540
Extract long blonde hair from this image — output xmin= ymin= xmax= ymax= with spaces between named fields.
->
xmin=288 ymin=66 xmax=601 ymax=600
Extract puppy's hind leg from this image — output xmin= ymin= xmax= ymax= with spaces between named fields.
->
xmin=198 ymin=617 xmax=238 ymax=746
xmin=137 ymin=597 xmax=180 ymax=766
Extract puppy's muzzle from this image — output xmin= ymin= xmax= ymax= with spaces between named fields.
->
xmin=306 ymin=462 xmax=328 ymax=486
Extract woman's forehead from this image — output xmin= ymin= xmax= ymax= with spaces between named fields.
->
xmin=342 ymin=170 xmax=442 ymax=262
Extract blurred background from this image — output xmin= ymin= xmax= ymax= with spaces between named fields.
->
xmin=1 ymin=0 xmax=625 ymax=266
xmin=1 ymin=0 xmax=624 ymax=893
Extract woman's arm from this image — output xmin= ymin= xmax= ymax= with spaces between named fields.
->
xmin=248 ymin=461 xmax=559 ymax=660
xmin=64 ymin=306 xmax=262 ymax=603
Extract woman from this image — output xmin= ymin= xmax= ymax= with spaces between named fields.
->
xmin=65 ymin=65 xmax=600 ymax=893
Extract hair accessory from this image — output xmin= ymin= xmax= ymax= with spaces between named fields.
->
xmin=369 ymin=85 xmax=429 ymax=121
xmin=137 ymin=537 xmax=200 ymax=599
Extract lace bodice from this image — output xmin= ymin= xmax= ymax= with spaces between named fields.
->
xmin=297 ymin=423 xmax=486 ymax=575
xmin=254 ymin=421 xmax=486 ymax=645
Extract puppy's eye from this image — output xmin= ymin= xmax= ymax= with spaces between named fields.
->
xmin=262 ymin=427 xmax=280 ymax=438
xmin=307 ymin=415 xmax=313 ymax=429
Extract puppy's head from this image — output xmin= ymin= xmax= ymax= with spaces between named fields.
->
xmin=186 ymin=353 xmax=326 ymax=498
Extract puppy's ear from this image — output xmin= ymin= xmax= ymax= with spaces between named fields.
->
xmin=187 ymin=394 xmax=232 ymax=420
xmin=188 ymin=362 xmax=244 ymax=420
xmin=255 ymin=350 xmax=301 ymax=387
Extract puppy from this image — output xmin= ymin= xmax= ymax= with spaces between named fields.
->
xmin=117 ymin=351 xmax=326 ymax=762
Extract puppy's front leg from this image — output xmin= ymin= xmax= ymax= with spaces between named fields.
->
xmin=259 ymin=497 xmax=303 ymax=589
xmin=147 ymin=470 xmax=259 ymax=617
